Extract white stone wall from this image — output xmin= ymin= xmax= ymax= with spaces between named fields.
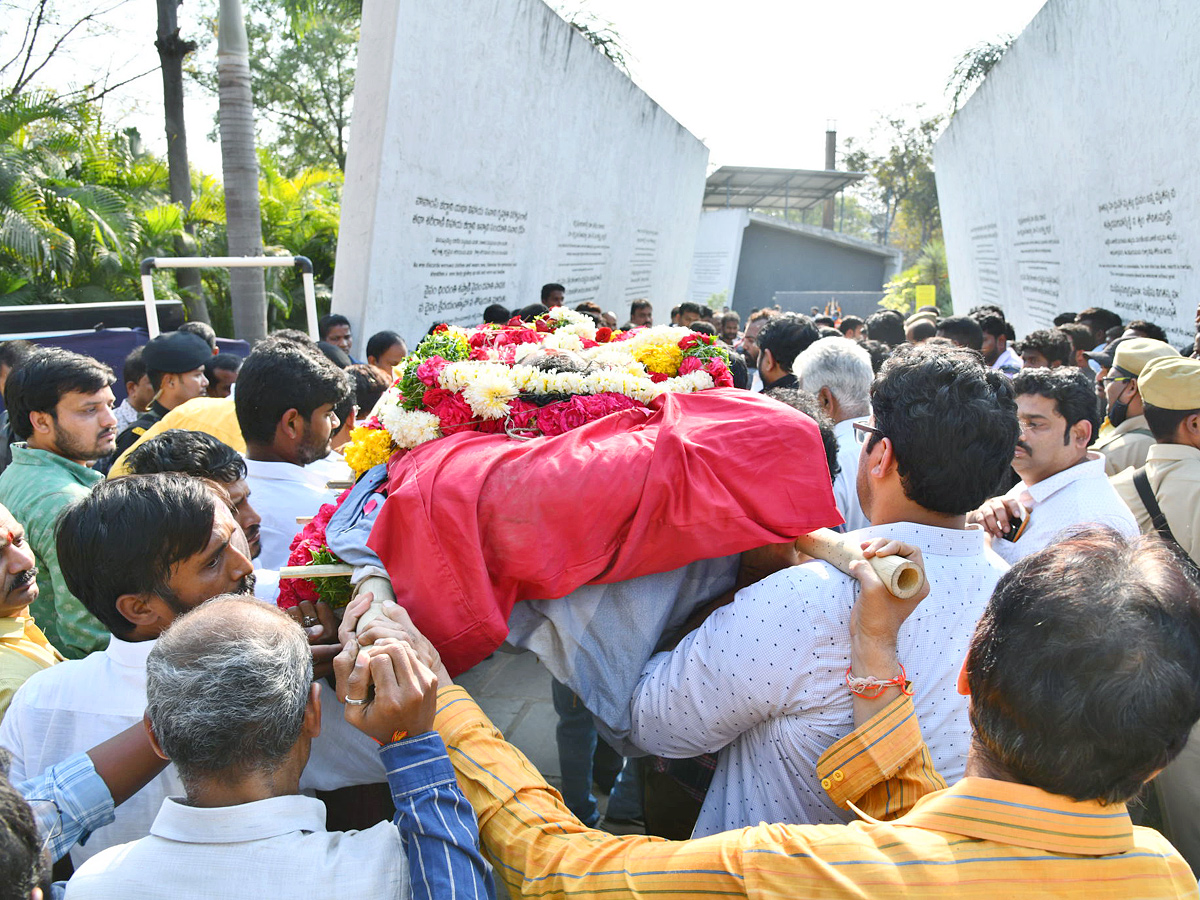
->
xmin=332 ymin=0 xmax=709 ymax=346
xmin=687 ymin=209 xmax=747 ymax=307
xmin=935 ymin=0 xmax=1200 ymax=345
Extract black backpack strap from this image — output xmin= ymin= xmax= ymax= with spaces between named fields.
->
xmin=1132 ymin=468 xmax=1200 ymax=578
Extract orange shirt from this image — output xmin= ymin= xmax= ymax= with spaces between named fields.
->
xmin=0 ymin=615 xmax=62 ymax=719
xmin=434 ymin=685 xmax=1196 ymax=899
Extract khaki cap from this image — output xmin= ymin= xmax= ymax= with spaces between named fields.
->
xmin=1112 ymin=337 xmax=1179 ymax=377
xmin=1140 ymin=356 xmax=1200 ymax=410
xmin=904 ymin=311 xmax=937 ymax=329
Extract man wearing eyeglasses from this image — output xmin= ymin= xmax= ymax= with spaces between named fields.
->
xmin=968 ymin=367 xmax=1139 ymax=564
xmin=627 ymin=345 xmax=1020 ymax=835
xmin=1089 ymin=338 xmax=1181 ymax=476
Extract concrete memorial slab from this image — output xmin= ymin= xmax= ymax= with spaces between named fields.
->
xmin=936 ymin=0 xmax=1200 ymax=345
xmin=333 ymin=0 xmax=709 ymax=343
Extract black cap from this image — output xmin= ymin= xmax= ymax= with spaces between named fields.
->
xmin=142 ymin=332 xmax=213 ymax=373
xmin=1082 ymin=336 xmax=1130 ymax=370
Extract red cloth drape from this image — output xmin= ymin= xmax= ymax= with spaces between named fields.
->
xmin=368 ymin=388 xmax=842 ymax=674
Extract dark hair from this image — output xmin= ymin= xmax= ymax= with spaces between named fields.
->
xmin=837 ymin=315 xmax=864 ymax=334
xmin=177 ymin=321 xmax=217 ymax=351
xmin=126 ymin=430 xmax=247 ymax=484
xmin=315 ymin=341 xmax=352 ymax=369
xmin=235 ymin=343 xmax=350 ymax=446
xmin=700 ymin=305 xmax=713 ymax=319
xmin=1012 ymin=366 xmax=1101 ymax=446
xmin=813 ymin=315 xmax=836 ymax=328
xmin=56 ymin=475 xmax=219 ymax=637
xmin=1127 ymin=319 xmax=1169 ymax=343
xmin=936 ymin=315 xmax=984 ymax=351
xmin=264 ymin=329 xmax=317 ymax=349
xmin=968 ymin=304 xmax=1006 ymax=320
xmin=123 ymin=346 xmax=148 ymax=386
xmin=318 ymin=313 xmax=351 ymax=340
xmin=967 ymin=528 xmax=1200 ymax=803
xmin=365 ymin=330 xmax=405 ymax=362
xmin=670 ymin=305 xmax=680 ymax=319
xmin=4 ymin=348 xmax=114 ymax=441
xmin=630 ymin=299 xmax=652 ymax=314
xmin=870 ymin=344 xmax=1019 ymax=514
xmin=483 ymin=304 xmax=510 ymax=324
xmin=346 ymin=364 xmax=389 ymax=416
xmin=1053 ymin=311 xmax=1078 ymax=327
xmin=974 ymin=314 xmax=1007 ymax=339
xmin=865 ymin=309 xmax=905 ymax=347
xmin=1077 ymin=307 xmax=1122 ymax=335
xmin=689 ymin=321 xmax=717 ymax=336
xmin=726 ymin=351 xmax=750 ymax=390
xmin=518 ymin=304 xmax=549 ymax=322
xmin=907 ymin=319 xmax=937 ymax=342
xmin=678 ymin=301 xmax=703 ymax=317
xmin=0 ymin=340 xmax=35 ymax=373
xmin=0 ymin=768 xmax=48 ymax=900
xmin=1018 ymin=328 xmax=1072 ymax=366
xmin=204 ymin=352 xmax=241 ymax=382
xmin=757 ymin=312 xmax=820 ymax=372
xmin=1143 ymin=403 xmax=1200 ymax=442
xmin=855 ymin=338 xmax=890 ymax=373
xmin=1057 ymin=323 xmax=1094 ymax=358
xmin=540 ymin=283 xmax=565 ymax=301
xmin=762 ymin=387 xmax=840 ymax=483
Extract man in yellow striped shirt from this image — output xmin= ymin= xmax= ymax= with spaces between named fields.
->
xmin=340 ymin=529 xmax=1200 ymax=899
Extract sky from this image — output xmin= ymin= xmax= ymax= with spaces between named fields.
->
xmin=2 ymin=0 xmax=1048 ymax=175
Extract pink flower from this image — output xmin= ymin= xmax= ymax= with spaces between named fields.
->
xmin=427 ymin=391 xmax=476 ymax=434
xmin=704 ymin=359 xmax=734 ymax=388
xmin=416 ymin=356 xmax=449 ymax=387
xmin=678 ymin=356 xmax=703 ymax=375
xmin=580 ymin=339 xmax=599 ymax=349
xmin=507 ymin=398 xmax=539 ymax=430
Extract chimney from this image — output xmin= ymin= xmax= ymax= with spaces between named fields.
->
xmin=823 ymin=120 xmax=836 ymax=230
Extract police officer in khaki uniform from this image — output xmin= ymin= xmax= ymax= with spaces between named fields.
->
xmin=112 ymin=331 xmax=211 ymax=458
xmin=1110 ymin=354 xmax=1200 ymax=875
xmin=1091 ymin=337 xmax=1180 ymax=476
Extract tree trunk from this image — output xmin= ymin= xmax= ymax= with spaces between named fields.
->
xmin=155 ymin=0 xmax=209 ymax=325
xmin=217 ymin=0 xmax=267 ymax=342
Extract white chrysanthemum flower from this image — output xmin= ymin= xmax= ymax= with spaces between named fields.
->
xmin=670 ymin=371 xmax=716 ymax=393
xmin=463 ymin=371 xmax=519 ymax=419
xmin=558 ymin=321 xmax=598 ymax=341
xmin=626 ymin=325 xmax=692 ymax=351
xmin=379 ymin=407 xmax=442 ymax=449
xmin=542 ymin=332 xmax=585 ymax=353
xmin=438 ymin=362 xmax=474 ymax=392
xmin=512 ymin=343 xmax=543 ymax=364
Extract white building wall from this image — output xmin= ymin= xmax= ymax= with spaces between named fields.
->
xmin=687 ymin=209 xmax=748 ymax=307
xmin=935 ymin=0 xmax=1200 ymax=345
xmin=333 ymin=0 xmax=709 ymax=345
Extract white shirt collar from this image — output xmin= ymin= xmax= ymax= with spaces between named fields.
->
xmin=243 ymin=456 xmax=330 ymax=490
xmin=849 ymin=521 xmax=988 ymax=557
xmin=151 ymin=794 xmax=327 ymax=843
xmin=1022 ymin=452 xmax=1108 ymax=506
xmin=104 ymin=634 xmax=157 ymax=668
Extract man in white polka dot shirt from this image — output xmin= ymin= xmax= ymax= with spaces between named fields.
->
xmin=630 ymin=345 xmax=1020 ymax=836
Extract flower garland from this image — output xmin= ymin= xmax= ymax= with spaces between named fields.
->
xmin=277 ymin=495 xmax=354 ymax=610
xmin=342 ymin=308 xmax=734 ymax=477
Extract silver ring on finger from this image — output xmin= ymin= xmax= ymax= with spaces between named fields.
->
xmin=344 ymin=697 xmax=368 ymax=706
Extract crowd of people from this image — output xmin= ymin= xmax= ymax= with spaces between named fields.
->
xmin=1 ymin=286 xmax=1200 ymax=899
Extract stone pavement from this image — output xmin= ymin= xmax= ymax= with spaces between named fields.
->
xmin=454 ymin=646 xmax=563 ymax=788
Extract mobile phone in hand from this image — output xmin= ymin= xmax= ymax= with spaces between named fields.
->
xmin=1001 ymin=511 xmax=1030 ymax=542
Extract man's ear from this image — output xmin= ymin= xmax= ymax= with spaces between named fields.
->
xmin=301 ymin=683 xmax=322 ymax=740
xmin=867 ymin=434 xmax=896 ymax=480
xmin=279 ymin=408 xmax=304 ymax=440
xmin=116 ymin=593 xmax=165 ymax=630
xmin=816 ymin=386 xmax=835 ymax=416
xmin=143 ymin=712 xmax=170 ymax=761
xmin=28 ymin=409 xmax=54 ymax=437
xmin=957 ymin=655 xmax=971 ymax=696
xmin=1070 ymin=417 xmax=1092 ymax=449
xmin=760 ymin=348 xmax=776 ymax=373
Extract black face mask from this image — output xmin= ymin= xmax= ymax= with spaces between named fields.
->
xmin=1107 ymin=396 xmax=1130 ymax=427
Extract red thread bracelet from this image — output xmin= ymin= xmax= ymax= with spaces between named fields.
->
xmin=845 ymin=663 xmax=913 ymax=699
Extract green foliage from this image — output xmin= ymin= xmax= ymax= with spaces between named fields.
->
xmin=881 ymin=240 xmax=951 ymax=316
xmin=948 ymin=36 xmax=1014 ymax=114
xmin=844 ymin=113 xmax=943 ymax=261
xmin=191 ymin=0 xmax=358 ymax=173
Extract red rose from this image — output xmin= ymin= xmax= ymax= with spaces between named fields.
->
xmin=535 ymin=318 xmax=553 ymax=333
xmin=469 ymin=331 xmax=490 ymax=349
xmin=580 ymin=339 xmax=599 ymax=349
xmin=433 ymin=323 xmax=448 ymax=334
xmin=429 ymin=392 xmax=476 ymax=434
xmin=596 ymin=327 xmax=613 ymax=343
xmin=678 ymin=356 xmax=703 ymax=375
xmin=650 ymin=372 xmax=669 ymax=383
xmin=421 ymin=387 xmax=454 ymax=408
xmin=416 ymin=356 xmax=448 ymax=387
xmin=704 ymin=358 xmax=734 ymax=388
xmin=507 ymin=315 xmax=523 ymax=326
xmin=679 ymin=333 xmax=703 ymax=350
